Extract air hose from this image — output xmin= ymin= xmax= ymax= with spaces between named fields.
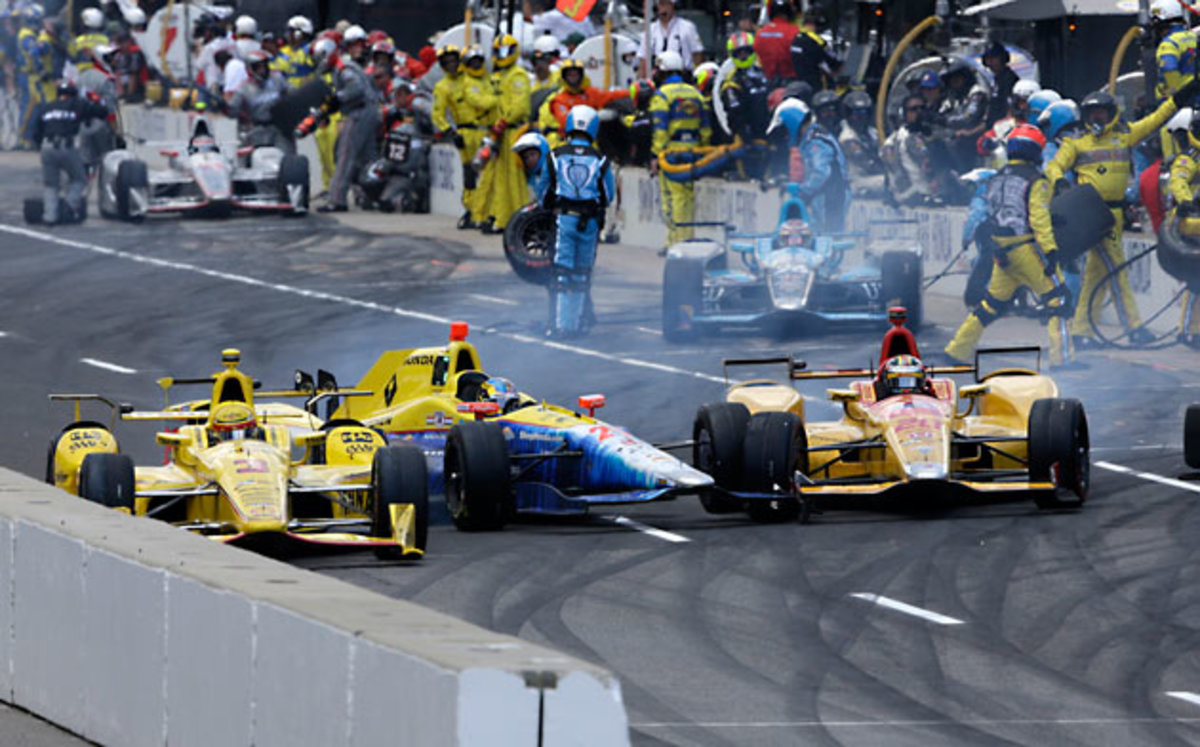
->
xmin=1084 ymin=243 xmax=1183 ymax=349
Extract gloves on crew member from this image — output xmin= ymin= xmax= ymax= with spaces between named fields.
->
xmin=1180 ymin=199 xmax=1200 ymax=217
xmin=1174 ymin=77 xmax=1200 ymax=108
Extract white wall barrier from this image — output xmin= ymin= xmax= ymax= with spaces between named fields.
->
xmin=0 ymin=468 xmax=629 ymax=746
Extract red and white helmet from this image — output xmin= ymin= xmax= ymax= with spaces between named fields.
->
xmin=1006 ymin=122 xmax=1047 ymax=161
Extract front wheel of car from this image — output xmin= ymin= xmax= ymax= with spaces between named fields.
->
xmin=662 ymin=257 xmax=704 ymax=343
xmin=115 ymin=159 xmax=148 ymax=222
xmin=741 ymin=411 xmax=808 ymax=523
xmin=1185 ymin=404 xmax=1200 ymax=470
xmin=1029 ymin=397 xmax=1089 ymax=509
xmin=79 ymin=453 xmax=135 ymax=511
xmin=371 ymin=444 xmax=429 ymax=558
xmin=445 ymin=421 xmax=511 ymax=531
xmin=279 ymin=153 xmax=310 ymax=215
xmin=693 ymin=402 xmax=750 ymax=514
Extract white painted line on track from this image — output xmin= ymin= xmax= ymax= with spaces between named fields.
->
xmin=635 ymin=326 xmax=660 ymax=336
xmin=0 ymin=224 xmax=731 ymax=385
xmin=849 ymin=593 xmax=965 ymax=625
xmin=1093 ymin=445 xmax=1174 ymax=453
xmin=1095 ymin=461 xmax=1200 ymax=495
xmin=80 ymin=358 xmax=137 ymax=374
xmin=1167 ymin=691 xmax=1200 ymax=708
xmin=633 ymin=717 xmax=1200 ymax=729
xmin=610 ymin=516 xmax=690 ymax=543
xmin=467 ymin=293 xmax=518 ymax=306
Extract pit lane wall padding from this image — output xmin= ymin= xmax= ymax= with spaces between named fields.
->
xmin=0 ymin=467 xmax=629 ymax=746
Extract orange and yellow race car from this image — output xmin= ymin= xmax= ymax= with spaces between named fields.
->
xmin=46 ymin=349 xmax=427 ymax=559
xmin=691 ymin=308 xmax=1089 ymax=521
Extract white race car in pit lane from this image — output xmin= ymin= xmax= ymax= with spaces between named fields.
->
xmin=98 ymin=117 xmax=309 ymax=221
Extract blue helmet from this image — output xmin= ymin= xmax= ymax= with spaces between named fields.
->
xmin=918 ymin=70 xmax=942 ymax=89
xmin=1026 ymin=89 xmax=1061 ymax=122
xmin=564 ymin=105 xmax=599 ymax=141
xmin=1037 ymin=99 xmax=1081 ymax=140
xmin=1006 ymin=123 xmax=1046 ymax=162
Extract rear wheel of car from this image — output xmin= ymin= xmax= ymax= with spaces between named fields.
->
xmin=79 ymin=452 xmax=135 ymax=510
xmin=445 ymin=421 xmax=511 ymax=531
xmin=882 ymin=250 xmax=923 ymax=330
xmin=1185 ymin=404 xmax=1200 ymax=470
xmin=23 ymin=197 xmax=42 ymax=225
xmin=115 ymin=159 xmax=148 ymax=222
xmin=279 ymin=153 xmax=309 ymax=215
xmin=1029 ymin=397 xmax=1089 ymax=509
xmin=662 ymin=258 xmax=704 ymax=343
xmin=693 ymin=402 xmax=750 ymax=514
xmin=371 ymin=444 xmax=429 ymax=558
xmin=741 ymin=412 xmax=808 ymax=523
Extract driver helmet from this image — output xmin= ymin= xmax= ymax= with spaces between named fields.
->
xmin=480 ymin=377 xmax=519 ymax=412
xmin=774 ymin=219 xmax=813 ymax=249
xmin=210 ymin=402 xmax=257 ymax=441
xmin=881 ymin=355 xmax=927 ymax=397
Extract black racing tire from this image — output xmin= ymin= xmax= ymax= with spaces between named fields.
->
xmin=662 ymin=258 xmax=705 ymax=343
xmin=693 ymin=402 xmax=750 ymax=514
xmin=78 ymin=452 xmax=135 ymax=510
xmin=44 ymin=437 xmax=57 ymax=484
xmin=881 ymin=250 xmax=923 ymax=330
xmin=741 ymin=411 xmax=807 ymax=523
xmin=1029 ymin=398 xmax=1089 ymax=509
xmin=1185 ymin=404 xmax=1200 ymax=470
xmin=115 ymin=159 xmax=148 ymax=222
xmin=1158 ymin=216 xmax=1200 ymax=289
xmin=444 ymin=421 xmax=511 ymax=531
xmin=503 ymin=204 xmax=557 ymax=285
xmin=278 ymin=153 xmax=310 ymax=215
xmin=23 ymin=197 xmax=42 ymax=225
xmin=371 ymin=444 xmax=429 ymax=558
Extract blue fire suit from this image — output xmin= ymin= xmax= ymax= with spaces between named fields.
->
xmin=541 ymin=134 xmax=616 ymax=337
xmin=796 ymin=122 xmax=850 ymax=234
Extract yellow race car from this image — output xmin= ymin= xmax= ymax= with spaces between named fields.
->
xmin=47 ymin=349 xmax=428 ymax=559
xmin=692 ymin=308 xmax=1089 ymax=519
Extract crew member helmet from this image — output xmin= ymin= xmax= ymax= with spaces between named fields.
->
xmin=287 ymin=15 xmax=314 ymax=37
xmin=565 ymin=104 xmax=599 ymax=140
xmin=1026 ymin=89 xmax=1061 ymax=122
xmin=234 ymin=14 xmax=257 ymax=37
xmin=1038 ymin=99 xmax=1081 ymax=140
xmin=81 ymin=7 xmax=103 ymax=30
xmin=492 ymin=33 xmax=519 ymax=69
xmin=656 ymin=50 xmax=684 ymax=73
xmin=1006 ymin=123 xmax=1047 ymax=162
xmin=1079 ymin=90 xmax=1118 ymax=135
xmin=726 ymin=31 xmax=756 ymax=69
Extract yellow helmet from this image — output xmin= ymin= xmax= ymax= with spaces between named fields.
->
xmin=492 ymin=34 xmax=519 ymax=69
xmin=210 ymin=402 xmax=257 ymax=434
xmin=463 ymin=44 xmax=487 ymax=77
xmin=437 ymin=43 xmax=461 ymax=60
xmin=560 ymin=58 xmax=585 ymax=91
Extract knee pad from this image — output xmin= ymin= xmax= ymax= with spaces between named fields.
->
xmin=1040 ymin=285 xmax=1075 ymax=317
xmin=975 ymin=295 xmax=1008 ymax=326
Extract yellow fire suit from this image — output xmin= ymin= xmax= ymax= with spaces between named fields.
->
xmin=480 ymin=64 xmax=530 ymax=230
xmin=273 ymin=44 xmax=317 ymax=89
xmin=650 ymin=76 xmax=711 ymax=246
xmin=452 ymin=68 xmax=497 ymax=224
xmin=1168 ymin=146 xmax=1200 ymax=342
xmin=945 ymin=160 xmax=1073 ymax=366
xmin=314 ymin=69 xmax=340 ymax=192
xmin=69 ymin=31 xmax=109 ymax=72
xmin=1045 ymin=98 xmax=1177 ymax=342
xmin=1157 ymin=27 xmax=1196 ymax=160
xmin=17 ymin=26 xmax=49 ymax=142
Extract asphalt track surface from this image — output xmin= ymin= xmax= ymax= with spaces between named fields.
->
xmin=4 ymin=152 xmax=1200 ymax=745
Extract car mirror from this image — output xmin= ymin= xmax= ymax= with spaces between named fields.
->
xmin=156 ymin=432 xmax=189 ymax=447
xmin=294 ymin=370 xmax=315 ymax=393
xmin=960 ymin=383 xmax=989 ymax=398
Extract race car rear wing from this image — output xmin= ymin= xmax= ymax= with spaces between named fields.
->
xmin=721 ymin=356 xmax=807 ymax=385
xmin=48 ymin=393 xmax=134 ymax=430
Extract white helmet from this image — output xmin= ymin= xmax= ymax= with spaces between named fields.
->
xmin=512 ymin=131 xmax=547 ymax=154
xmin=656 ymin=50 xmax=684 ymax=73
xmin=1151 ymin=0 xmax=1185 ymax=21
xmin=123 ymin=6 xmax=145 ymax=26
xmin=287 ymin=15 xmax=313 ymax=36
xmin=344 ymin=25 xmax=367 ymax=44
xmin=532 ymin=34 xmax=560 ymax=57
xmin=234 ymin=14 xmax=257 ymax=37
xmin=1168 ymin=107 xmax=1193 ymax=134
xmin=81 ymin=7 xmax=103 ymax=29
xmin=1012 ymin=78 xmax=1041 ymax=100
xmin=311 ymin=37 xmax=338 ymax=67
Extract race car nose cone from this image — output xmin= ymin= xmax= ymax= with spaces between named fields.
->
xmin=906 ymin=462 xmax=947 ymax=480
xmin=660 ymin=465 xmax=715 ymax=489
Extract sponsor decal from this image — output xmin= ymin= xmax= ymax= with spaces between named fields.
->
xmin=425 ymin=411 xmax=452 ymax=427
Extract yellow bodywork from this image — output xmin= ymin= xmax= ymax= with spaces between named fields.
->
xmin=50 ymin=350 xmax=423 ymax=557
xmin=729 ymin=367 xmax=1059 ymax=496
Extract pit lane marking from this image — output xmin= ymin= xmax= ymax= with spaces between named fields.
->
xmin=1095 ymin=461 xmax=1200 ymax=495
xmin=468 ymin=293 xmax=518 ymax=306
xmin=849 ymin=593 xmax=965 ymax=625
xmin=610 ymin=516 xmax=690 ymax=543
xmin=0 ymin=224 xmax=730 ymax=386
xmin=633 ymin=717 xmax=1200 ymax=729
xmin=80 ymin=358 xmax=137 ymax=374
xmin=1167 ymin=692 xmax=1200 ymax=708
